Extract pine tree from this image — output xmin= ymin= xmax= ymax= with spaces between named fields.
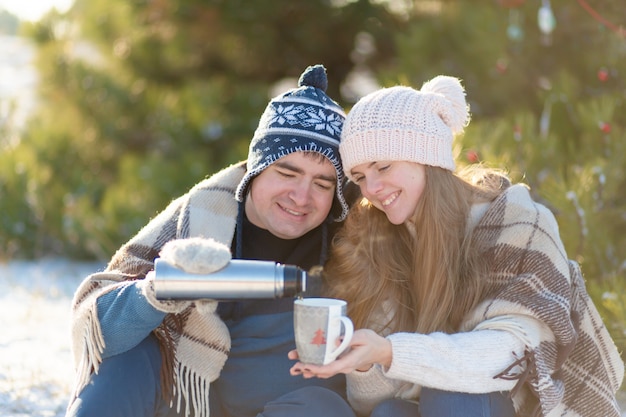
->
xmin=310 ymin=329 xmax=327 ymax=346
xmin=0 ymin=0 xmax=399 ymax=259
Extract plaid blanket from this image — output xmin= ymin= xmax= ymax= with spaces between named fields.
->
xmin=70 ymin=162 xmax=247 ymax=417
xmin=462 ymin=184 xmax=624 ymax=416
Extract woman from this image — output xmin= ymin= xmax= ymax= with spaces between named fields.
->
xmin=289 ymin=76 xmax=624 ymax=417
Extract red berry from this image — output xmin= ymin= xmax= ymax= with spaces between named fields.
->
xmin=466 ymin=150 xmax=479 ymax=163
xmin=599 ymin=122 xmax=611 ymax=134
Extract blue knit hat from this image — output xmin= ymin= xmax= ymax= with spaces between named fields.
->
xmin=235 ymin=64 xmax=348 ymax=222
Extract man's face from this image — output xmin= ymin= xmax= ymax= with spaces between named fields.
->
xmin=245 ymin=152 xmax=336 ymax=239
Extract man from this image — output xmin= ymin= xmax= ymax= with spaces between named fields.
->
xmin=66 ymin=65 xmax=356 ymax=417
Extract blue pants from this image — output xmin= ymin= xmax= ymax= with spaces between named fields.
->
xmin=370 ymin=389 xmax=516 ymax=417
xmin=65 ymin=335 xmax=355 ymax=417
xmin=66 ymin=334 xmax=514 ymax=417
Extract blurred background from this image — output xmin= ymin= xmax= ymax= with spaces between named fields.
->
xmin=0 ymin=0 xmax=625 ymax=364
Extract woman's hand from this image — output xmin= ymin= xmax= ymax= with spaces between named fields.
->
xmin=289 ymin=329 xmax=392 ymax=379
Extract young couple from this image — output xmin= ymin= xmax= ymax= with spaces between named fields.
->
xmin=66 ymin=65 xmax=623 ymax=417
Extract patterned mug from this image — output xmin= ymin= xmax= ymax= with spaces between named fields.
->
xmin=294 ymin=298 xmax=354 ymax=365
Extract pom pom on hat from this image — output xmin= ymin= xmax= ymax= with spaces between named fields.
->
xmin=340 ymin=75 xmax=470 ymax=180
xmin=420 ymin=75 xmax=470 ymax=134
xmin=298 ymin=65 xmax=328 ymax=91
xmin=236 ymin=64 xmax=349 ymax=222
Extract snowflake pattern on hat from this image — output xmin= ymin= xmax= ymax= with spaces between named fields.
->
xmin=236 ymin=65 xmax=349 ymax=222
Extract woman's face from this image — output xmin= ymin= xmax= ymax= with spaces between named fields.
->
xmin=350 ymin=161 xmax=426 ymax=225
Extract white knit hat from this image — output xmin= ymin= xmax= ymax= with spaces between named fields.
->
xmin=340 ymin=75 xmax=470 ymax=180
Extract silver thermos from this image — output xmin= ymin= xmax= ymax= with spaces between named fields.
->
xmin=153 ymin=258 xmax=307 ymax=300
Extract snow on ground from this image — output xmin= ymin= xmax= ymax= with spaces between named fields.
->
xmin=0 ymin=258 xmax=624 ymax=417
xmin=0 ymin=258 xmax=104 ymax=417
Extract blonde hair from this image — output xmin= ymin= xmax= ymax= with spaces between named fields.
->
xmin=326 ymin=165 xmax=509 ymax=334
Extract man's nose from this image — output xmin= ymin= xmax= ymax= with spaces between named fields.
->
xmin=288 ymin=180 xmax=313 ymax=205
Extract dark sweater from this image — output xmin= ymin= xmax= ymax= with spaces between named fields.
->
xmin=209 ymin=215 xmax=345 ymax=417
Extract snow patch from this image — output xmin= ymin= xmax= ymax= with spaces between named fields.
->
xmin=0 ymin=258 xmax=104 ymax=417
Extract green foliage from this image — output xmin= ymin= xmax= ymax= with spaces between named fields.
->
xmin=2 ymin=0 xmax=625 ymax=357
xmin=459 ymin=96 xmax=626 ymax=278
xmin=587 ymin=276 xmax=626 ymax=367
xmin=1 ymin=0 xmax=399 ymax=259
xmin=70 ymin=0 xmax=400 ymax=98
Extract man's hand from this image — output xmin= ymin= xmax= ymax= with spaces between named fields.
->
xmin=159 ymin=237 xmax=231 ymax=274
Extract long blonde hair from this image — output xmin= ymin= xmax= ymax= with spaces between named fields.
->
xmin=325 ymin=165 xmax=509 ymax=334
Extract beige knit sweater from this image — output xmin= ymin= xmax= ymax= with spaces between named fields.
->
xmin=346 ymin=184 xmax=624 ymax=417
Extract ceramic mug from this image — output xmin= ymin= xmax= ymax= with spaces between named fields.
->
xmin=294 ymin=298 xmax=354 ymax=365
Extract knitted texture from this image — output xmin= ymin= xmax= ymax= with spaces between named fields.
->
xmin=70 ymin=162 xmax=246 ymax=417
xmin=340 ymin=184 xmax=624 ymax=417
xmin=235 ymin=64 xmax=349 ymax=221
xmin=467 ymin=185 xmax=624 ymax=416
xmin=340 ymin=75 xmax=470 ymax=179
xmin=156 ymin=236 xmax=232 ymax=413
xmin=159 ymin=237 xmax=232 ymax=275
